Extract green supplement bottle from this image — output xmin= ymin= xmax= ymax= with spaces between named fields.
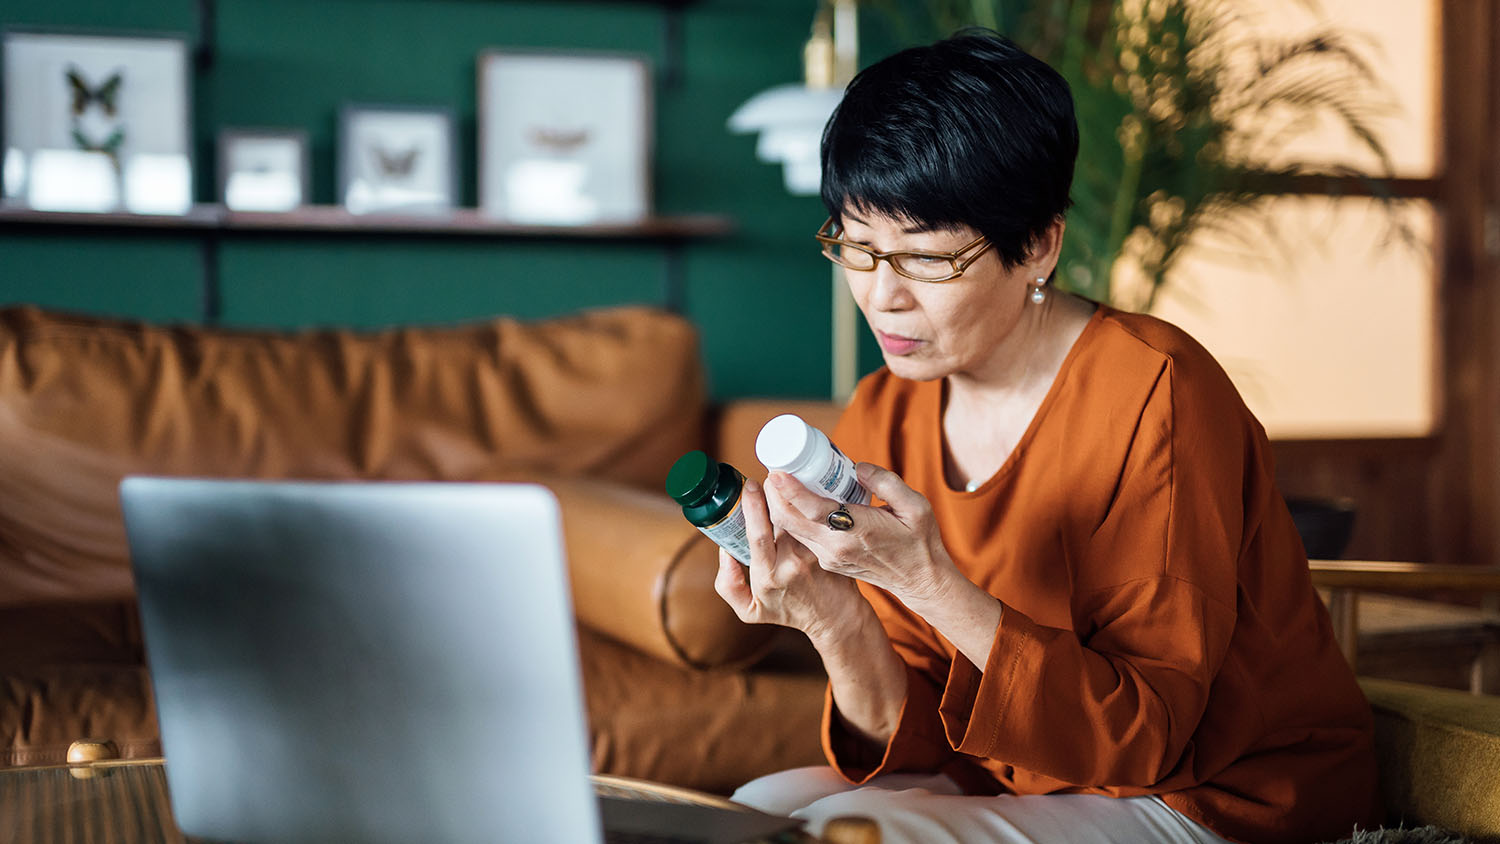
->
xmin=666 ymin=450 xmax=752 ymax=565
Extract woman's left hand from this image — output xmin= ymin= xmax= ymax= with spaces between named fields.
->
xmin=764 ymin=463 xmax=960 ymax=606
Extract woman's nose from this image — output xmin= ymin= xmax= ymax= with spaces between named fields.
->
xmin=865 ymin=261 xmax=913 ymax=311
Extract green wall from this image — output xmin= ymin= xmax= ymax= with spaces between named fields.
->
xmin=0 ymin=0 xmax=885 ymax=399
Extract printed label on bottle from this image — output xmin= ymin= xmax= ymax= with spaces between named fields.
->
xmin=816 ymin=445 xmax=871 ymax=505
xmin=698 ymin=497 xmax=752 ymax=564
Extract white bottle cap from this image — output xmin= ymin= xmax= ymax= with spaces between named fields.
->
xmin=756 ymin=414 xmax=818 ymax=472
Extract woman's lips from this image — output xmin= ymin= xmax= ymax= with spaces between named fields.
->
xmin=876 ymin=331 xmax=924 ymax=355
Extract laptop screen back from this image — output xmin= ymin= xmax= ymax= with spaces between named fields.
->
xmin=120 ymin=478 xmax=601 ymax=844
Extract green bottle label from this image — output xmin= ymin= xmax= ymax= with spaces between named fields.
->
xmin=696 ymin=494 xmax=751 ymax=565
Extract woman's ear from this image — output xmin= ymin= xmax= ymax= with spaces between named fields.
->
xmin=1031 ymin=216 xmax=1067 ymax=280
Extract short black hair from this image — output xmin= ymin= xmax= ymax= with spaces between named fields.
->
xmin=820 ymin=29 xmax=1078 ymax=270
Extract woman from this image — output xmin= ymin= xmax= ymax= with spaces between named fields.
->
xmin=715 ymin=30 xmax=1378 ymax=844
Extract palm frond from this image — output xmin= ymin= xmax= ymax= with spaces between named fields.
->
xmin=866 ymin=0 xmax=1403 ymax=306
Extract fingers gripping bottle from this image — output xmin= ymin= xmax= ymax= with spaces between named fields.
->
xmin=755 ymin=414 xmax=871 ymax=506
xmin=667 ymin=450 xmax=752 ymax=565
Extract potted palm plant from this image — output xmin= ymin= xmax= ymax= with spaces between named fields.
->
xmin=862 ymin=0 xmax=1398 ymax=312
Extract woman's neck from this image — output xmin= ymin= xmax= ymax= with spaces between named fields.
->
xmin=938 ymin=293 xmax=1097 ymax=491
xmin=946 ymin=292 xmax=1094 ymax=411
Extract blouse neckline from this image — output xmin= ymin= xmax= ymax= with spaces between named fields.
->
xmin=931 ymin=303 xmax=1107 ymax=496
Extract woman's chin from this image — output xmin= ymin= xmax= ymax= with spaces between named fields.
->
xmin=882 ymin=352 xmax=948 ymax=382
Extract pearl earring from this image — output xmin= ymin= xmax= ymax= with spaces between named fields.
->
xmin=1030 ymin=277 xmax=1047 ymax=305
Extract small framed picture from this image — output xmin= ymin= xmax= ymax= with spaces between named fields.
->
xmin=218 ymin=128 xmax=309 ymax=212
xmin=1 ymin=28 xmax=193 ymax=214
xmin=338 ymin=103 xmax=456 ymax=215
xmin=478 ymin=50 xmax=652 ymax=225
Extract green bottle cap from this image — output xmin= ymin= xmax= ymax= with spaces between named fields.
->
xmin=666 ymin=450 xmax=718 ymax=506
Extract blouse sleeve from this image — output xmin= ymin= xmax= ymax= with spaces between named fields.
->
xmin=937 ymin=361 xmax=1248 ymax=788
xmin=821 ymin=583 xmax=960 ymax=782
xmin=822 ymin=378 xmax=963 ymax=782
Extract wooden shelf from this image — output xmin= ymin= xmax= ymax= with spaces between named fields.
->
xmin=0 ymin=204 xmax=736 ymax=241
xmin=0 ymin=202 xmax=727 ymax=318
xmin=0 ymin=205 xmax=223 ymax=231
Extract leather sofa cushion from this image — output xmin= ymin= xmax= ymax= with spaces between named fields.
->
xmin=540 ymin=475 xmax=775 ymax=670
xmin=0 ymin=306 xmax=704 ymax=608
xmin=579 ymin=626 xmax=826 ymax=795
xmin=0 ymin=602 xmax=160 ymax=766
xmin=0 ymin=601 xmax=144 ymax=667
xmin=0 ymin=660 xmax=161 ymax=768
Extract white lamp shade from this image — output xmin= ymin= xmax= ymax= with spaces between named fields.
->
xmin=727 ymin=84 xmax=844 ymax=133
xmin=728 ymin=84 xmax=843 ymax=196
xmin=755 ymin=126 xmax=822 ymax=165
xmin=782 ymin=159 xmax=825 ymax=196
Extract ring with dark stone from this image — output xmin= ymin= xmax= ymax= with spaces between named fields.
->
xmin=826 ymin=506 xmax=854 ymax=531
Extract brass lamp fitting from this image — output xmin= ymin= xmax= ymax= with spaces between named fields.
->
xmin=804 ymin=0 xmax=857 ymax=90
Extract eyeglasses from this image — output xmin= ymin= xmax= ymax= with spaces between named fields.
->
xmin=814 ymin=217 xmax=994 ymax=282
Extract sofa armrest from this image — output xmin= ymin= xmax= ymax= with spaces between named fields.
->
xmin=711 ymin=399 xmax=847 ymax=479
xmin=1359 ymin=677 xmax=1500 ymax=838
xmin=541 ymin=475 xmax=776 ymax=670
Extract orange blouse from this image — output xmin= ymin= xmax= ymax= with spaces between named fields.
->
xmin=824 ymin=305 xmax=1379 ymax=844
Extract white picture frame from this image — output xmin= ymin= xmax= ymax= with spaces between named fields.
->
xmin=218 ymin=128 xmax=309 ymax=213
xmin=478 ymin=50 xmax=652 ymax=225
xmin=338 ymin=103 xmax=456 ymax=216
xmin=1 ymin=29 xmax=193 ymax=215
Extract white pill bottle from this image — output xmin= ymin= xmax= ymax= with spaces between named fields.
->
xmin=755 ymin=414 xmax=872 ymax=506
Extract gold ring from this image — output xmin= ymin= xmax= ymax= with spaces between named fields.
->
xmin=826 ymin=506 xmax=854 ymax=531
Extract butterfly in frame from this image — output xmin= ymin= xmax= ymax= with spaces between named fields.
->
xmin=66 ymin=65 xmax=123 ymax=117
xmin=65 ymin=64 xmax=126 ymax=159
xmin=370 ymin=144 xmax=420 ymax=180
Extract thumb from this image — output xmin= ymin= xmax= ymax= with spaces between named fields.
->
xmin=713 ymin=549 xmax=754 ymax=621
xmin=855 ymin=462 xmax=929 ymax=519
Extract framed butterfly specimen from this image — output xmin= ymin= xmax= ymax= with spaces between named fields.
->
xmin=1 ymin=29 xmax=192 ymax=214
xmin=478 ymin=50 xmax=652 ymax=225
xmin=338 ymin=103 xmax=456 ymax=216
xmin=219 ymin=128 xmax=309 ymax=213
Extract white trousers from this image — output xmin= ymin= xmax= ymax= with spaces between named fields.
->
xmin=731 ymin=767 xmax=1238 ymax=844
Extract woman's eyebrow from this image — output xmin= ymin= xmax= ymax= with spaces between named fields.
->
xmin=842 ymin=212 xmax=940 ymax=236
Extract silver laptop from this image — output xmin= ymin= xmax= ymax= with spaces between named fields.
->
xmin=120 ymin=478 xmax=801 ymax=844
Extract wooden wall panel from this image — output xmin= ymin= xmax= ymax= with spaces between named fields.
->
xmin=1273 ymin=439 xmax=1441 ymax=563
xmin=1437 ymin=0 xmax=1500 ymax=569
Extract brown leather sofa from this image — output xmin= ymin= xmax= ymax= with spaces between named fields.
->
xmin=0 ymin=304 xmax=834 ymax=794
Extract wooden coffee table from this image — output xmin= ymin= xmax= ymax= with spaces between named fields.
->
xmin=0 ymin=758 xmax=828 ymax=843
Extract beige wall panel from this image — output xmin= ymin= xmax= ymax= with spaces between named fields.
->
xmin=1217 ymin=0 xmax=1437 ymax=178
xmin=1138 ymin=197 xmax=1436 ymax=439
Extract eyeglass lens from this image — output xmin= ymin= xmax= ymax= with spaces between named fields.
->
xmin=822 ymin=241 xmax=958 ymax=280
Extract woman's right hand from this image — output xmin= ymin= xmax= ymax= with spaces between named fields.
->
xmin=717 ymin=477 xmax=908 ymax=749
xmin=713 ymin=478 xmax=868 ymax=644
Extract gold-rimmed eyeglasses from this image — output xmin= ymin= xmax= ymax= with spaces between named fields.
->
xmin=814 ymin=217 xmax=994 ymax=282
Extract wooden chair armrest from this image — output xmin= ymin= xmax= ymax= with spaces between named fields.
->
xmin=1308 ymin=560 xmax=1500 ymax=592
xmin=1309 ymin=560 xmax=1500 ymax=695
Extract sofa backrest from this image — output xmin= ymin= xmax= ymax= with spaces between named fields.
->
xmin=0 ymin=306 xmax=705 ymax=607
